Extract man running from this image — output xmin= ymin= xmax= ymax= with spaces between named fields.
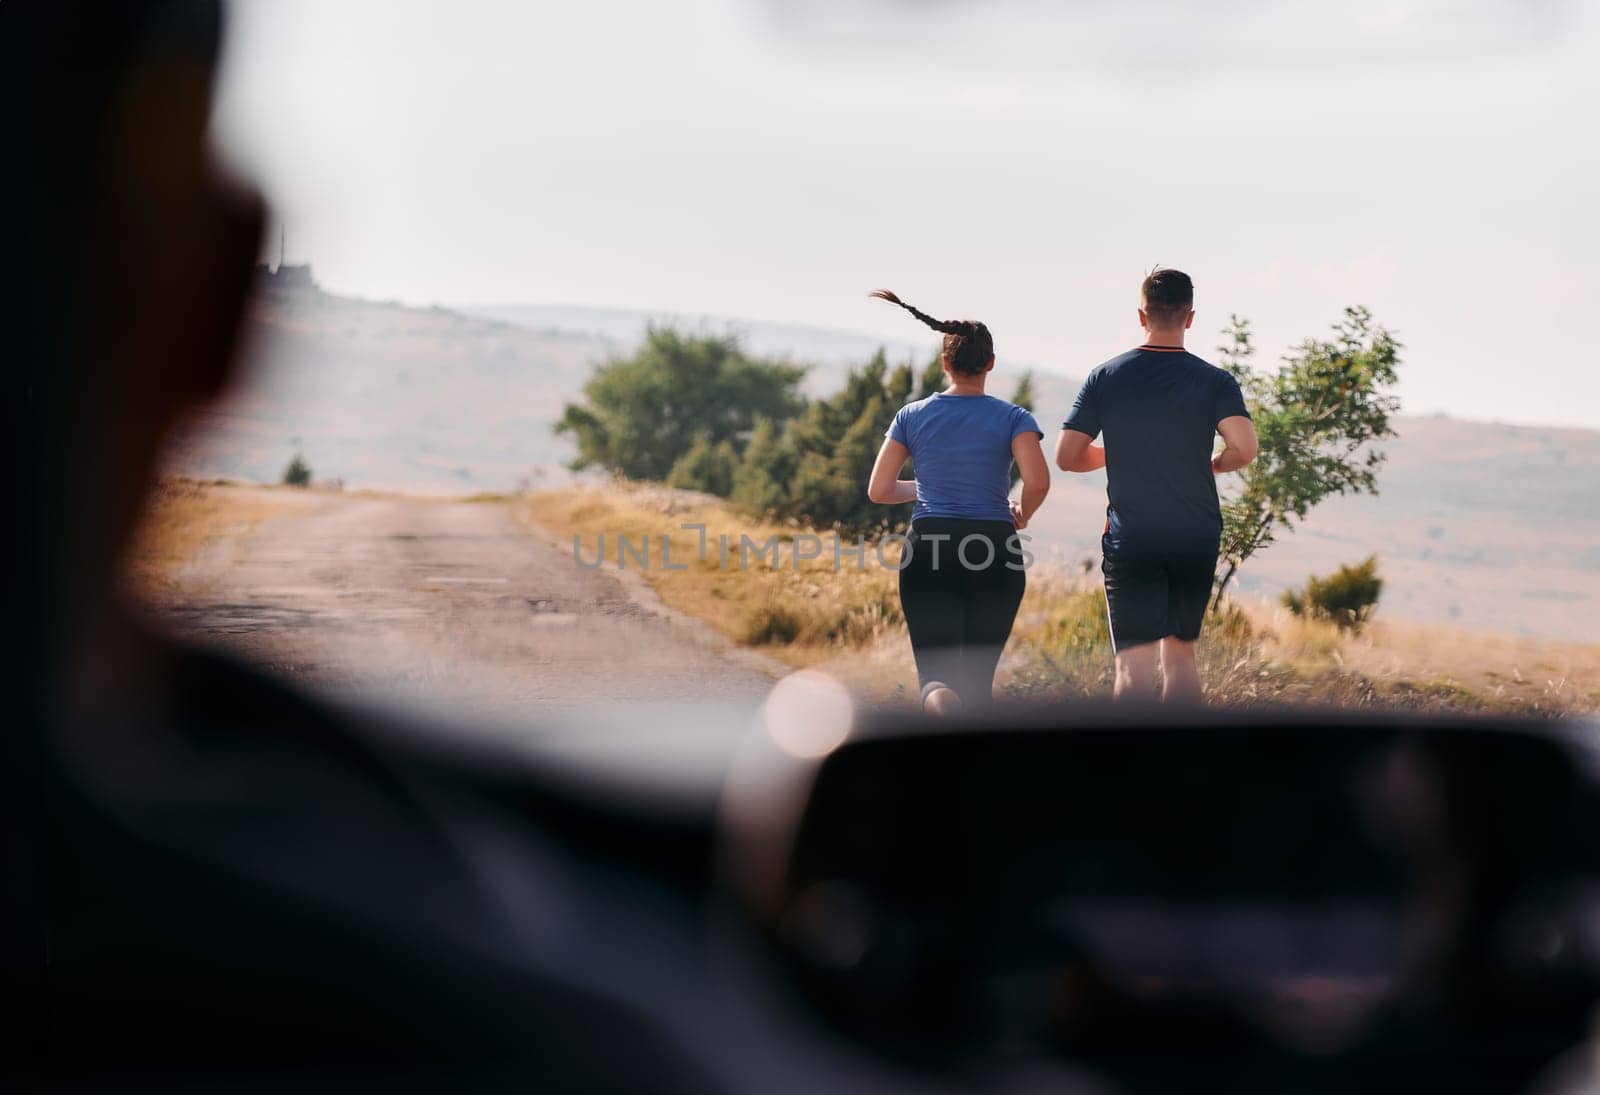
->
xmin=1055 ymin=268 xmax=1258 ymax=703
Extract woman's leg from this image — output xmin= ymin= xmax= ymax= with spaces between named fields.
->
xmin=898 ymin=523 xmax=966 ymax=708
xmin=957 ymin=524 xmax=1027 ymax=707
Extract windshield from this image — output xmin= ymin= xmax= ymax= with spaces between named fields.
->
xmin=128 ymin=0 xmax=1600 ymax=729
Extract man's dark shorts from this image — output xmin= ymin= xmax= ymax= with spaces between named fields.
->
xmin=1101 ymin=534 xmax=1218 ymax=652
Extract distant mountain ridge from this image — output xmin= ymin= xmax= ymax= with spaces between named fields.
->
xmin=464 ymin=303 xmax=929 ymax=385
xmin=174 ymin=286 xmax=1599 ymax=641
xmin=462 ymin=302 xmax=1082 ymax=412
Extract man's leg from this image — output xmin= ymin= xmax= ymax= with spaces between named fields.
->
xmin=1102 ymin=541 xmax=1166 ymax=702
xmin=1160 ymin=547 xmax=1216 ymax=705
xmin=1159 ymin=637 xmax=1201 ymax=704
xmin=1114 ymin=642 xmax=1160 ymax=700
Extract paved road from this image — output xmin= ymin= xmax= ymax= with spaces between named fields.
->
xmin=153 ymin=490 xmax=781 ymax=724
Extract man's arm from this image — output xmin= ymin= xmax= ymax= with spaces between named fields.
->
xmin=866 ymin=437 xmax=917 ymax=504
xmin=1055 ymin=428 xmax=1106 ymax=473
xmin=1212 ymin=415 xmax=1258 ymax=474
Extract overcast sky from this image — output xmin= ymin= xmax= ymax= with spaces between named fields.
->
xmin=214 ymin=0 xmax=1599 ymax=428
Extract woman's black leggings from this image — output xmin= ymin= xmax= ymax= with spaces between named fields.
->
xmin=897 ymin=518 xmax=1027 ymax=708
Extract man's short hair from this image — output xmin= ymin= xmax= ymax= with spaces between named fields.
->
xmin=1140 ymin=268 xmax=1194 ymax=324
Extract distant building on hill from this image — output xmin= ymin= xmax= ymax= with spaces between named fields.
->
xmin=260 ymin=262 xmax=315 ymax=290
xmin=255 ymin=225 xmax=316 ymax=293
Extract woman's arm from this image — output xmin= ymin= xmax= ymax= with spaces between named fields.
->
xmin=1010 ymin=433 xmax=1050 ymax=529
xmin=867 ymin=437 xmax=917 ymax=505
xmin=1054 ymin=428 xmax=1106 ymax=473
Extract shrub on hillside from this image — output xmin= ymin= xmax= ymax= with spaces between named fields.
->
xmin=1283 ymin=555 xmax=1383 ymax=630
xmin=282 ymin=452 xmax=312 ymax=488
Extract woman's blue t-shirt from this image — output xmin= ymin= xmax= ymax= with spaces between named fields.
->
xmin=886 ymin=392 xmax=1042 ymax=523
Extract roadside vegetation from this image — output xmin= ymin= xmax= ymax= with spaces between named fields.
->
xmin=1283 ymin=555 xmax=1384 ymax=630
xmin=523 ymin=481 xmax=1599 ymax=716
xmin=557 ymin=328 xmax=1035 ymax=535
xmin=282 ymin=451 xmax=313 ymax=488
xmin=126 ymin=477 xmax=313 ymax=595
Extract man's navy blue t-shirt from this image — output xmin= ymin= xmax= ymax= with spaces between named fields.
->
xmin=1062 ymin=346 xmax=1250 ymax=551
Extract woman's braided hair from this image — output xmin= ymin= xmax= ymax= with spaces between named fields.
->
xmin=869 ymin=289 xmax=994 ymax=377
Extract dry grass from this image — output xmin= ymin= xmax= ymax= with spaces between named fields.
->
xmin=1008 ymin=588 xmax=1598 ymax=716
xmin=1272 ymin=606 xmax=1600 ymax=715
xmin=524 ymin=483 xmax=1599 ymax=717
xmin=126 ymin=477 xmax=315 ymax=596
xmin=519 ymin=482 xmax=906 ymax=669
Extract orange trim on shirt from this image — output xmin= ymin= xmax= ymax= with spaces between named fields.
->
xmin=1136 ymin=344 xmax=1188 ymax=353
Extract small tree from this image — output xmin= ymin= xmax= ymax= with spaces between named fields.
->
xmin=1212 ymin=308 xmax=1400 ymax=610
xmin=282 ymin=451 xmax=312 ymax=488
xmin=1283 ymin=556 xmax=1383 ymax=630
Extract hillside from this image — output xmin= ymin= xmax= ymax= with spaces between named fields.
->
xmin=464 ymin=303 xmax=928 ymax=391
xmin=178 ymin=286 xmax=610 ymax=489
xmin=172 ymin=283 xmax=1599 ymax=642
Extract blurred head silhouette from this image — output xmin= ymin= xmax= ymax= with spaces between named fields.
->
xmin=5 ymin=0 xmax=263 ymax=695
xmin=2 ymin=0 xmax=267 ymax=1058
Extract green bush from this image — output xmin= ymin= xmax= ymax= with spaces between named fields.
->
xmin=556 ymin=328 xmax=806 ymax=480
xmin=666 ymin=433 xmax=739 ymax=497
xmin=728 ymin=417 xmax=792 ymax=515
xmin=1283 ymin=555 xmax=1382 ymax=630
xmin=767 ymin=350 xmax=916 ymax=534
xmin=282 ymin=452 xmax=312 ymax=488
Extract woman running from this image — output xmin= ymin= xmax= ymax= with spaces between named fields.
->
xmin=866 ymin=290 xmax=1050 ymax=715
